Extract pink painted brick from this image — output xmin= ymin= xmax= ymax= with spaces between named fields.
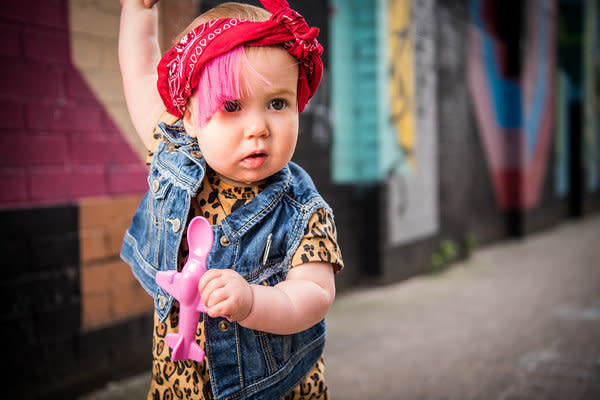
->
xmin=1 ymin=61 xmax=62 ymax=101
xmin=107 ymin=140 xmax=143 ymax=164
xmin=33 ymin=134 xmax=69 ymax=165
xmin=0 ymin=135 xmax=24 ymax=166
xmin=24 ymin=26 xmax=70 ymax=64
xmin=70 ymin=134 xmax=109 ymax=165
xmin=102 ymin=116 xmax=144 ymax=164
xmin=69 ymin=167 xmax=108 ymax=198
xmin=101 ymin=112 xmax=122 ymax=138
xmin=27 ymin=103 xmax=102 ymax=133
xmin=0 ymin=133 xmax=68 ymax=166
xmin=29 ymin=166 xmax=71 ymax=202
xmin=65 ymin=71 xmax=96 ymax=102
xmin=0 ymin=22 xmax=22 ymax=57
xmin=106 ymin=164 xmax=148 ymax=194
xmin=0 ymin=168 xmax=28 ymax=205
xmin=0 ymin=2 xmax=33 ymax=24
xmin=0 ymin=0 xmax=67 ymax=29
xmin=30 ymin=0 xmax=68 ymax=30
xmin=0 ymin=100 xmax=25 ymax=129
xmin=68 ymin=105 xmax=103 ymax=133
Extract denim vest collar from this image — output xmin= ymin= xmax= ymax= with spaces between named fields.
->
xmin=158 ymin=120 xmax=294 ymax=244
xmin=219 ymin=167 xmax=291 ymax=244
xmin=154 ymin=120 xmax=205 ymax=191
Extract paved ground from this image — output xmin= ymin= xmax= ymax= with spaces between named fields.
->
xmin=80 ymin=214 xmax=600 ymax=400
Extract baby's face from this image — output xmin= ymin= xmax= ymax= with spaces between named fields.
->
xmin=188 ymin=46 xmax=299 ymax=186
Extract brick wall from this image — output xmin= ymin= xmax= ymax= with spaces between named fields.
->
xmin=1 ymin=206 xmax=81 ymax=398
xmin=0 ymin=1 xmax=148 ymax=208
xmin=436 ymin=0 xmax=507 ymax=245
xmin=79 ymin=195 xmax=152 ymax=330
xmin=0 ymin=1 xmax=195 ymax=398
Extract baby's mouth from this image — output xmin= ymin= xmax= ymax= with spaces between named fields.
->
xmin=242 ymin=152 xmax=267 ymax=168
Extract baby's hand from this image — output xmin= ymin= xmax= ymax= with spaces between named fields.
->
xmin=119 ymin=0 xmax=159 ymax=8
xmin=198 ymin=269 xmax=253 ymax=322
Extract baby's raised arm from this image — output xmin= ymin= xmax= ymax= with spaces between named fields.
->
xmin=118 ymin=0 xmax=165 ymax=148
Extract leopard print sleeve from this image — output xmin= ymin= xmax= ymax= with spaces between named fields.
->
xmin=145 ymin=111 xmax=180 ymax=165
xmin=291 ymin=208 xmax=344 ymax=273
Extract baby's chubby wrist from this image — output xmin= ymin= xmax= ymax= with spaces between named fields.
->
xmin=235 ymin=285 xmax=255 ymax=323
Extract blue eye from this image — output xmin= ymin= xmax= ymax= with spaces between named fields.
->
xmin=269 ymin=99 xmax=287 ymax=111
xmin=223 ymin=100 xmax=241 ymax=112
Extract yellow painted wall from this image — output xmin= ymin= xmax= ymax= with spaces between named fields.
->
xmin=388 ymin=0 xmax=416 ymax=168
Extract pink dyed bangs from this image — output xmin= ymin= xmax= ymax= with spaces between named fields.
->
xmin=194 ymin=45 xmax=261 ymax=127
xmin=194 ymin=45 xmax=245 ymax=127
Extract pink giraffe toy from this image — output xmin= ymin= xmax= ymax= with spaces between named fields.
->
xmin=155 ymin=216 xmax=213 ymax=362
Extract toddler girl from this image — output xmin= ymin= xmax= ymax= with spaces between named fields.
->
xmin=118 ymin=1 xmax=343 ymax=399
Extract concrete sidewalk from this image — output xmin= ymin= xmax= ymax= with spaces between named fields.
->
xmin=80 ymin=215 xmax=600 ymax=400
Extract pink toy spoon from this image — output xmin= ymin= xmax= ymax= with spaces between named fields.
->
xmin=155 ymin=216 xmax=213 ymax=362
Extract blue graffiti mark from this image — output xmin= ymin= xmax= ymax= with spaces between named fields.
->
xmin=524 ymin=0 xmax=550 ymax=159
xmin=470 ymin=0 xmax=523 ymax=130
xmin=470 ymin=0 xmax=551 ymax=161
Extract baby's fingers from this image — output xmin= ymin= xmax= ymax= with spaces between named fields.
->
xmin=203 ymin=285 xmax=230 ymax=308
xmin=198 ymin=269 xmax=223 ymax=294
xmin=207 ymin=298 xmax=237 ymax=320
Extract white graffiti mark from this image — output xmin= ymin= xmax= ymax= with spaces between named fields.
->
xmin=388 ymin=173 xmax=409 ymax=218
xmin=386 ymin=0 xmax=439 ymax=246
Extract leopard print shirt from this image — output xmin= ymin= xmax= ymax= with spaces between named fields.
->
xmin=146 ymin=118 xmax=343 ymax=400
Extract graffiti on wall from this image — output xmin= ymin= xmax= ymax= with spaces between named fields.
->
xmin=467 ymin=0 xmax=556 ymax=210
xmin=555 ymin=70 xmax=572 ymax=198
xmin=583 ymin=0 xmax=599 ymax=193
xmin=388 ymin=0 xmax=415 ymax=169
xmin=386 ymin=0 xmax=439 ymax=246
xmin=0 ymin=1 xmax=148 ymax=208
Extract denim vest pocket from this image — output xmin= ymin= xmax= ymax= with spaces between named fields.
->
xmin=243 ymin=260 xmax=286 ymax=285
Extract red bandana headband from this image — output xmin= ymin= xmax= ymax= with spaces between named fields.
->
xmin=157 ymin=0 xmax=323 ymax=118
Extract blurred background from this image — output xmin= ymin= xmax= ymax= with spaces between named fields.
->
xmin=0 ymin=0 xmax=598 ymax=398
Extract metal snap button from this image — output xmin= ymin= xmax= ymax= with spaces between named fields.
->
xmin=219 ymin=235 xmax=230 ymax=247
xmin=158 ymin=295 xmax=167 ymax=310
xmin=190 ymin=150 xmax=203 ymax=159
xmin=167 ymin=218 xmax=181 ymax=233
xmin=152 ymin=179 xmax=160 ymax=193
xmin=218 ymin=320 xmax=230 ymax=332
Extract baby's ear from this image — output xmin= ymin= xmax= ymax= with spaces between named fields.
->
xmin=183 ymin=107 xmax=198 ymax=138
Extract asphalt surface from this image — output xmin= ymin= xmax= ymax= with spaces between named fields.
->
xmin=80 ymin=214 xmax=600 ymax=400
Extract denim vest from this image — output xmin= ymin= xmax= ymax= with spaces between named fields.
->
xmin=121 ymin=120 xmax=330 ymax=400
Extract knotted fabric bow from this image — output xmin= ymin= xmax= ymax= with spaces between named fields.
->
xmin=157 ymin=0 xmax=323 ymax=118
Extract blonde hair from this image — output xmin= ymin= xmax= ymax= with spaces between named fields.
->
xmin=172 ymin=2 xmax=271 ymax=45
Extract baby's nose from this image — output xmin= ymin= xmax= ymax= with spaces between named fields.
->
xmin=245 ymin=114 xmax=269 ymax=138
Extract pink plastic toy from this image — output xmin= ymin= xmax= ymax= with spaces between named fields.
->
xmin=155 ymin=216 xmax=213 ymax=362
